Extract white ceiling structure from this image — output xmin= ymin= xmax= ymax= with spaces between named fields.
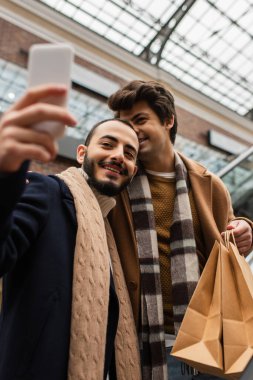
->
xmin=36 ymin=0 xmax=253 ymax=119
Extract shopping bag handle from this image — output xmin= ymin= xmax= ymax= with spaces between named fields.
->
xmin=223 ymin=230 xmax=236 ymax=248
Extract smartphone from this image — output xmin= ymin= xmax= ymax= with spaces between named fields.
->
xmin=28 ymin=43 xmax=73 ymax=138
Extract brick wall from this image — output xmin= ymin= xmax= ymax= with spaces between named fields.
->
xmin=30 ymin=156 xmax=78 ymax=175
xmin=0 ymin=18 xmax=46 ymax=69
xmin=0 ymin=18 xmax=124 ymax=84
xmin=177 ymin=106 xmax=250 ymax=147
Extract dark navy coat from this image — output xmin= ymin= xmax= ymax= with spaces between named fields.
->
xmin=0 ymin=163 xmax=118 ymax=380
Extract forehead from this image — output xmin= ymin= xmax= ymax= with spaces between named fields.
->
xmin=119 ymin=100 xmax=153 ymax=118
xmin=91 ymin=120 xmax=138 ymax=146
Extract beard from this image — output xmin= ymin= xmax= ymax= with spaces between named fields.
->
xmin=83 ymin=157 xmax=132 ymax=196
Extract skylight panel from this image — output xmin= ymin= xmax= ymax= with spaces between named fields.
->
xmin=188 ymin=0 xmax=210 ymax=19
xmin=114 ymin=11 xmax=136 ymax=27
xmin=185 ymin=23 xmax=208 ymax=45
xmin=181 ymin=73 xmax=205 ymax=89
xmin=223 ymin=0 xmax=250 ymax=19
xmin=41 ymin=0 xmax=58 ymax=6
xmin=80 ymin=2 xmax=101 ymax=17
xmin=247 ymin=71 xmax=253 ymax=82
xmin=73 ymin=10 xmax=93 ymax=27
xmin=148 ymin=1 xmax=177 ymax=21
xmin=119 ymin=38 xmax=137 ymax=52
xmin=105 ymin=28 xmax=122 ymax=44
xmin=69 ymin=0 xmax=82 ymax=6
xmin=230 ymin=58 xmax=252 ymax=80
xmin=103 ymin=1 xmax=121 ymax=16
xmin=88 ymin=19 xmax=108 ymax=35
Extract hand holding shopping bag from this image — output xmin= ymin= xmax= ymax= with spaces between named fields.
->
xmin=171 ymin=231 xmax=253 ymax=379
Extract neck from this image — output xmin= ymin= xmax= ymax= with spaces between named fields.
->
xmin=141 ymin=149 xmax=175 ymax=172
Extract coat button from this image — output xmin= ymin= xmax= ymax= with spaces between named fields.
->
xmin=129 ymin=281 xmax=137 ymax=290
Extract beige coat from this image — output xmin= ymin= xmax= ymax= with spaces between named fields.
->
xmin=108 ymin=153 xmax=246 ymax=328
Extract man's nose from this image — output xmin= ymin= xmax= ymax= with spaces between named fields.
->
xmin=111 ymin=146 xmax=124 ymax=162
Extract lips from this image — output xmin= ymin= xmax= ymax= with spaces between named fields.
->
xmin=103 ymin=164 xmax=121 ymax=174
xmin=99 ymin=161 xmax=127 ymax=176
xmin=138 ymin=137 xmax=147 ymax=144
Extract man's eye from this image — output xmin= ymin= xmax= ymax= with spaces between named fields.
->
xmin=125 ymin=151 xmax=135 ymax=160
xmin=136 ymin=118 xmax=146 ymax=124
xmin=101 ymin=142 xmax=112 ymax=148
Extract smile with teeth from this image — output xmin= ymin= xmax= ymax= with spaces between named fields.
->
xmin=104 ymin=165 xmax=121 ymax=174
xmin=100 ymin=162 xmax=124 ymax=175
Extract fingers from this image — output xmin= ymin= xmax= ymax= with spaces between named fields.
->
xmin=1 ymin=126 xmax=57 ymax=156
xmin=0 ymin=126 xmax=58 ymax=172
xmin=235 ymin=243 xmax=251 ymax=255
xmin=0 ymin=142 xmax=54 ymax=172
xmin=0 ymin=85 xmax=78 ymax=172
xmin=0 ymin=85 xmax=77 ymax=172
xmin=223 ymin=220 xmax=253 ymax=256
xmin=234 ymin=231 xmax=252 ymax=255
xmin=8 ymin=84 xmax=68 ymax=112
xmin=1 ymin=103 xmax=77 ymax=129
xmin=226 ymin=220 xmax=249 ymax=236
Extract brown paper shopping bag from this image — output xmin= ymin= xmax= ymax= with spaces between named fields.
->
xmin=221 ymin=232 xmax=253 ymax=378
xmin=171 ymin=240 xmax=225 ymax=377
xmin=171 ymin=231 xmax=253 ymax=379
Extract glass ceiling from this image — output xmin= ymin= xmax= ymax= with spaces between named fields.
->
xmin=35 ymin=0 xmax=253 ymax=119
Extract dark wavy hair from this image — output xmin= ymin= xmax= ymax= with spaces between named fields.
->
xmin=108 ymin=80 xmax=178 ymax=144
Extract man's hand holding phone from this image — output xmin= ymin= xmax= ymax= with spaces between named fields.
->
xmin=0 ymin=84 xmax=77 ymax=172
xmin=0 ymin=43 xmax=77 ymax=172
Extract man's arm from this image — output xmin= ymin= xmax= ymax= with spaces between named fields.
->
xmin=0 ymin=171 xmax=51 ymax=276
xmin=0 ymin=85 xmax=77 ymax=275
xmin=221 ymin=186 xmax=253 ymax=255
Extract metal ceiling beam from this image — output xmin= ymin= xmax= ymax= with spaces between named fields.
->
xmin=206 ymin=0 xmax=253 ymax=39
xmin=139 ymin=0 xmax=197 ymax=64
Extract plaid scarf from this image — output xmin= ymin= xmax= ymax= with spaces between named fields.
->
xmin=127 ymin=151 xmax=200 ymax=379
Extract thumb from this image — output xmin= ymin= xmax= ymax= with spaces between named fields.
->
xmin=226 ymin=220 xmax=239 ymax=230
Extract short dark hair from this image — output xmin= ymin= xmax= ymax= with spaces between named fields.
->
xmin=108 ymin=80 xmax=178 ymax=144
xmin=84 ymin=118 xmax=135 ymax=146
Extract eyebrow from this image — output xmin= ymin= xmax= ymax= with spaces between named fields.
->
xmin=131 ymin=112 xmax=149 ymax=122
xmin=99 ymin=135 xmax=138 ymax=155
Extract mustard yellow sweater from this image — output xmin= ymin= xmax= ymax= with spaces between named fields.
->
xmin=148 ymin=173 xmax=203 ymax=334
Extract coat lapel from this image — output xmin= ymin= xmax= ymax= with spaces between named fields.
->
xmin=188 ymin=166 xmax=221 ymax=255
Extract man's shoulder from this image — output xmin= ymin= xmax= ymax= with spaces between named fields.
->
xmin=26 ymin=171 xmax=71 ymax=199
xmin=178 ymin=152 xmax=228 ymax=192
xmin=178 ymin=152 xmax=209 ymax=174
xmin=27 ymin=171 xmax=64 ymax=187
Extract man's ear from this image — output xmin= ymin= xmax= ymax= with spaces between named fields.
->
xmin=165 ymin=115 xmax=174 ymax=132
xmin=76 ymin=144 xmax=87 ymax=165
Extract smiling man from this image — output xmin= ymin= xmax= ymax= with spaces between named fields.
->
xmin=0 ymin=85 xmax=141 ymax=380
xmin=108 ymin=80 xmax=253 ymax=380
